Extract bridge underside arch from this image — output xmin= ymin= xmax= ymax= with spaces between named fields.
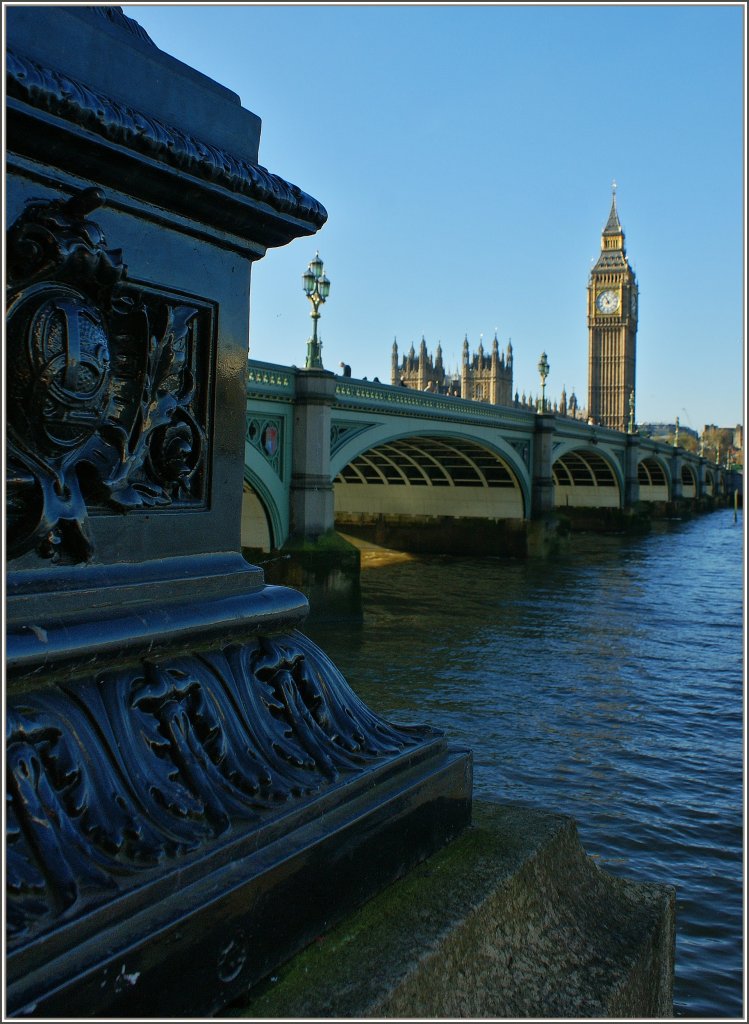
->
xmin=681 ymin=463 xmax=697 ymax=498
xmin=334 ymin=435 xmax=525 ymax=521
xmin=553 ymin=449 xmax=620 ymax=508
xmin=241 ymin=480 xmax=275 ymax=553
xmin=637 ymin=456 xmax=670 ymax=503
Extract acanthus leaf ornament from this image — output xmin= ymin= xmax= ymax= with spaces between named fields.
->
xmin=6 ymin=632 xmax=437 ymax=943
xmin=6 ymin=188 xmax=208 ymax=563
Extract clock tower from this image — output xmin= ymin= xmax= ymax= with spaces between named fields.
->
xmin=587 ymin=184 xmax=638 ymax=432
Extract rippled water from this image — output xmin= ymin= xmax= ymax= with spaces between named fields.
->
xmin=304 ymin=509 xmax=744 ymax=1018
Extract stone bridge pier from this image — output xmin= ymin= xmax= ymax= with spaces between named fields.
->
xmin=531 ymin=412 xmax=557 ymax=516
xmin=290 ymin=369 xmax=337 ymax=539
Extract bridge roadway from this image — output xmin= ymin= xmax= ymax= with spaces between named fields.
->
xmin=243 ymin=361 xmax=733 ymax=553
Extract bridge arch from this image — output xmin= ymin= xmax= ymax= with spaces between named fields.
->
xmin=241 ymin=466 xmax=286 ymax=551
xmin=681 ymin=462 xmax=697 ymax=499
xmin=551 ymin=443 xmax=623 ymax=509
xmin=331 ymin=429 xmax=529 ymax=521
xmin=637 ymin=455 xmax=671 ymax=503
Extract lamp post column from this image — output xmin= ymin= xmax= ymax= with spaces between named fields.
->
xmin=303 ymin=251 xmax=330 ymax=369
xmin=624 ymin=432 xmax=641 ymax=508
xmin=537 ymin=352 xmax=550 ymax=413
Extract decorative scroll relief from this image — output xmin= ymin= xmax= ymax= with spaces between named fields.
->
xmin=6 ymin=632 xmax=434 ymax=944
xmin=5 ymin=187 xmax=209 ymax=564
xmin=89 ymin=5 xmax=158 ymax=44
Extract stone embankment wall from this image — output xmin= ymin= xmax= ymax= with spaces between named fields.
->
xmin=228 ymin=801 xmax=675 ymax=1019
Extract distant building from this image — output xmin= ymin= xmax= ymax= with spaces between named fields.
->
xmin=701 ymin=423 xmax=743 ymax=466
xmin=392 ymin=333 xmax=513 ymax=406
xmin=557 ymin=386 xmax=584 ymax=420
xmin=703 ymin=423 xmax=743 ymax=452
xmin=640 ymin=422 xmax=699 ymax=443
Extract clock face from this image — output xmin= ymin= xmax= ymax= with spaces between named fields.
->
xmin=630 ymin=291 xmax=638 ymax=315
xmin=596 ymin=289 xmax=620 ymax=314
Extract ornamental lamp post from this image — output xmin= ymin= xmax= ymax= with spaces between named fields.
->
xmin=537 ymin=351 xmax=550 ymax=412
xmin=302 ymin=251 xmax=330 ymax=369
xmin=674 ymin=416 xmax=680 ymax=448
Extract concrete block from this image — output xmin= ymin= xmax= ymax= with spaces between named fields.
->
xmin=228 ymin=801 xmax=675 ymax=1019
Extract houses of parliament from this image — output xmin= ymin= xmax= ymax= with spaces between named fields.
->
xmin=391 ymin=186 xmax=638 ymax=433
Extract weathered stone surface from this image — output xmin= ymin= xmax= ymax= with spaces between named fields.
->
xmin=228 ymin=801 xmax=675 ymax=1019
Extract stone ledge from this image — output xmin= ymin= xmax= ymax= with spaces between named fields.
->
xmin=226 ymin=801 xmax=675 ymax=1018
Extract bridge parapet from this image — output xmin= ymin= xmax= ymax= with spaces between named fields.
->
xmin=247 ymin=359 xmax=295 ymax=398
xmin=334 ymin=376 xmax=535 ymax=428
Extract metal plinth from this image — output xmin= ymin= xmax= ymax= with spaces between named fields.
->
xmin=7 ymin=585 xmax=471 ymax=1018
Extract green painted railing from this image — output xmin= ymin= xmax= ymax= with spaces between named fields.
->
xmin=246 ymin=359 xmax=728 ymax=480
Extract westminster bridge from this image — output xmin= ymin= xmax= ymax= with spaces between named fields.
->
xmin=242 ymin=361 xmax=736 ymax=554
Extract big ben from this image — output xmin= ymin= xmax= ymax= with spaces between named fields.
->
xmin=587 ymin=184 xmax=638 ymax=432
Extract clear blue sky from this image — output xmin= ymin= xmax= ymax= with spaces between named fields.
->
xmin=123 ymin=3 xmax=745 ymax=432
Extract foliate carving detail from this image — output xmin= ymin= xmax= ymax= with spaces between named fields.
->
xmin=6 ymin=187 xmax=208 ymax=563
xmin=6 ymin=632 xmax=435 ymax=944
xmin=89 ymin=6 xmax=158 ymax=45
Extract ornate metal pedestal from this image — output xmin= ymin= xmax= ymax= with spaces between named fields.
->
xmin=5 ymin=8 xmax=472 ymax=1017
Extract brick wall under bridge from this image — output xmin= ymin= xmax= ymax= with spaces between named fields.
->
xmin=243 ymin=361 xmax=736 ymax=553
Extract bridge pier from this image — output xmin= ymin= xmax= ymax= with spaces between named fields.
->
xmin=532 ymin=412 xmax=557 ymax=517
xmin=624 ymin=433 xmax=642 ymax=507
xmin=290 ymin=369 xmax=337 ymax=539
xmin=669 ymin=449 xmax=684 ymax=503
xmin=698 ymin=460 xmax=711 ymax=499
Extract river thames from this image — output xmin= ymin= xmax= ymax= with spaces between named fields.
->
xmin=304 ymin=508 xmax=744 ymax=1018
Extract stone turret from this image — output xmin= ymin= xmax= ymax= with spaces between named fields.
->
xmin=394 ymin=333 xmax=513 ymax=405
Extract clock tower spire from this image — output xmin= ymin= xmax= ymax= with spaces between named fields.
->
xmin=587 ymin=182 xmax=638 ymax=432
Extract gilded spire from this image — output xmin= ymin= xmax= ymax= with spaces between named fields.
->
xmin=594 ymin=181 xmax=627 ymax=268
xmin=603 ymin=180 xmax=622 ymax=235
